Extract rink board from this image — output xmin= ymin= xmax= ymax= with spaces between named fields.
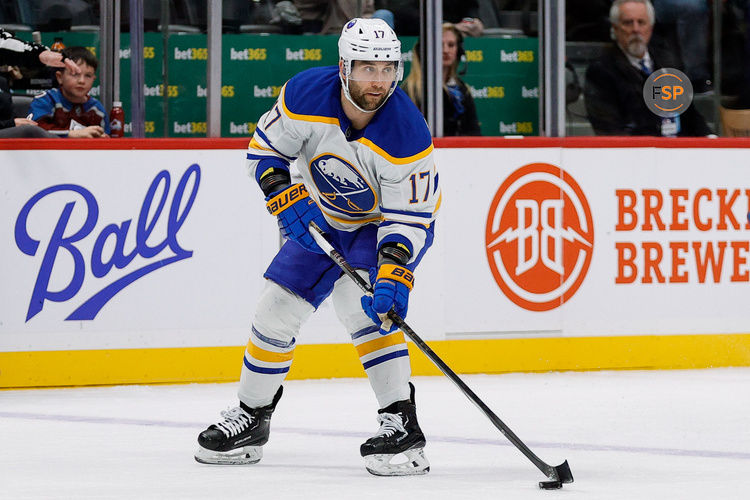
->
xmin=2 ymin=137 xmax=750 ymax=387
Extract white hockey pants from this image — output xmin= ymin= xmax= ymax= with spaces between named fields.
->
xmin=238 ymin=273 xmax=412 ymax=409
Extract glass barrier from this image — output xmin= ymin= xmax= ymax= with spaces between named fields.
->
xmin=565 ymin=0 xmax=749 ymax=137
xmin=2 ymin=0 xmax=546 ymax=137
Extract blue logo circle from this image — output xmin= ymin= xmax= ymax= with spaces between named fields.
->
xmin=309 ymin=154 xmax=376 ymax=215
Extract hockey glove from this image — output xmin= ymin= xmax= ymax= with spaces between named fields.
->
xmin=266 ymin=183 xmax=330 ymax=254
xmin=361 ymin=263 xmax=414 ymax=334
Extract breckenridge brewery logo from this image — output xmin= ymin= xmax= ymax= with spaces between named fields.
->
xmin=485 ymin=163 xmax=594 ymax=311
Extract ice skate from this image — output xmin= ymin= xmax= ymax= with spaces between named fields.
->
xmin=194 ymin=386 xmax=282 ymax=465
xmin=360 ymin=382 xmax=429 ymax=476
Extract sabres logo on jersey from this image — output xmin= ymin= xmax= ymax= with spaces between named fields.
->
xmin=309 ymin=153 xmax=377 ymax=215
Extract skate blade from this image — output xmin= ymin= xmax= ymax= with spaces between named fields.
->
xmin=194 ymin=445 xmax=262 ymax=465
xmin=364 ymin=447 xmax=430 ymax=476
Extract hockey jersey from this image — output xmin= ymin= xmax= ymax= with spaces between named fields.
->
xmin=246 ymin=65 xmax=440 ymax=264
xmin=29 ymin=88 xmax=110 ymax=136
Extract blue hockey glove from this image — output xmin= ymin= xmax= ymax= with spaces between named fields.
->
xmin=266 ymin=183 xmax=330 ymax=254
xmin=361 ymin=263 xmax=414 ymax=334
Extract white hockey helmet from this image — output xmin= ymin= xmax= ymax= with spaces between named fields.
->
xmin=339 ymin=18 xmax=403 ymax=113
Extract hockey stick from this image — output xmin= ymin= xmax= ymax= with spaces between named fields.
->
xmin=308 ymin=221 xmax=574 ymax=489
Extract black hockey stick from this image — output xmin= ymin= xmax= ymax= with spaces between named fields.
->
xmin=308 ymin=221 xmax=573 ymax=489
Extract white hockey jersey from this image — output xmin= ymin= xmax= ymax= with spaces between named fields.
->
xmin=246 ymin=65 xmax=440 ymax=264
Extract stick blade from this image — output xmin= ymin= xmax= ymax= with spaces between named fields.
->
xmin=554 ymin=460 xmax=574 ymax=483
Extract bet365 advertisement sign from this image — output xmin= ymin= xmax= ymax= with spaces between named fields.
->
xmin=23 ymin=33 xmax=538 ymax=138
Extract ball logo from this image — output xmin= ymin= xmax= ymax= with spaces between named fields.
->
xmin=485 ymin=163 xmax=594 ymax=311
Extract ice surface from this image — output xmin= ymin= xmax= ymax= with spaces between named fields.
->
xmin=2 ymin=369 xmax=749 ymax=499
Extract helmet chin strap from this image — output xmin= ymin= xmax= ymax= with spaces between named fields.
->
xmin=339 ymin=72 xmax=394 ymax=114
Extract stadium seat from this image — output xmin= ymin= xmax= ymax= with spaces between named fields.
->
xmin=11 ymin=95 xmax=34 ymax=119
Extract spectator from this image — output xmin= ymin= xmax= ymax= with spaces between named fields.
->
xmin=444 ymin=1 xmax=484 ymax=37
xmin=28 ymin=46 xmax=109 ymax=138
xmin=651 ymin=0 xmax=712 ymax=93
xmin=373 ymin=1 xmax=484 ymax=37
xmin=1 ymin=29 xmax=68 ymax=138
xmin=0 ymin=74 xmax=48 ymax=136
xmin=403 ymin=23 xmax=481 ymax=136
xmin=373 ymin=0 xmax=418 ymax=35
xmin=0 ymin=28 xmax=79 ymax=73
xmin=293 ymin=0 xmax=374 ymax=34
xmin=584 ymin=0 xmax=712 ymax=136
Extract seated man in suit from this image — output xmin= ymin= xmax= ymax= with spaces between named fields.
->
xmin=584 ymin=0 xmax=712 ymax=137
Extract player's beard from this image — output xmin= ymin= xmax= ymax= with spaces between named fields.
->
xmin=348 ymin=80 xmax=389 ymax=111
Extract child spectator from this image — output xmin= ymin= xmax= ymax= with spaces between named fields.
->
xmin=29 ymin=46 xmax=109 ymax=138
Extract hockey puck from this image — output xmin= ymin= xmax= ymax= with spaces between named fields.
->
xmin=539 ymin=480 xmax=563 ymax=490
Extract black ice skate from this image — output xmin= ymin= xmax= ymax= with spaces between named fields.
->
xmin=360 ymin=382 xmax=429 ymax=476
xmin=194 ymin=386 xmax=283 ymax=465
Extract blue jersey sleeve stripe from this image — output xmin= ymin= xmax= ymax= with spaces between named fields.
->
xmin=255 ymin=128 xmax=297 ymax=162
xmin=362 ymin=349 xmax=409 ymax=370
xmin=380 ymin=207 xmax=433 ymax=218
xmin=246 ymin=152 xmax=284 ymax=161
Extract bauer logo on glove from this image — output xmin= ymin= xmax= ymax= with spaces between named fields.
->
xmin=378 ymin=264 xmax=414 ymax=288
xmin=266 ymin=184 xmax=309 ymax=216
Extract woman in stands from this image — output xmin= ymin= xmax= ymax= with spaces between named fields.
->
xmin=403 ymin=23 xmax=481 ymax=136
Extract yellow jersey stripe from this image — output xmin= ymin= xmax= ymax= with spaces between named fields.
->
xmin=322 ymin=209 xmax=383 ymax=225
xmin=246 ymin=341 xmax=294 ymax=363
xmin=248 ymin=137 xmax=277 ymax=154
xmin=356 ymin=138 xmax=434 ymax=165
xmin=355 ymin=332 xmax=406 ymax=358
xmin=281 ymin=86 xmax=340 ymax=125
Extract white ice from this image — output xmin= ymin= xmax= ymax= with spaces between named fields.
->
xmin=2 ymin=368 xmax=749 ymax=499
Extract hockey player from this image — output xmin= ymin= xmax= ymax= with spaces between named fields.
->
xmin=194 ymin=18 xmax=440 ymax=476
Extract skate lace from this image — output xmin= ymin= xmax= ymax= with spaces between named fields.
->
xmin=374 ymin=412 xmax=406 ymax=438
xmin=215 ymin=407 xmax=253 ymax=437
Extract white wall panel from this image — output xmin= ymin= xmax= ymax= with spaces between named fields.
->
xmin=3 ymin=145 xmax=749 ymax=355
